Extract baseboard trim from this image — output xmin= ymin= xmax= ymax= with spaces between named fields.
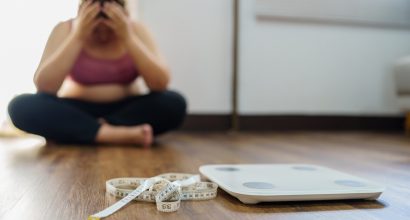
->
xmin=181 ymin=115 xmax=232 ymax=131
xmin=181 ymin=114 xmax=405 ymax=131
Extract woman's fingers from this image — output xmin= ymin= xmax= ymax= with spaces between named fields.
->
xmin=81 ymin=1 xmax=98 ymax=18
xmin=102 ymin=6 xmax=118 ymax=21
xmin=83 ymin=3 xmax=100 ymax=22
xmin=103 ymin=3 xmax=125 ymax=22
xmin=102 ymin=19 xmax=117 ymax=30
xmin=79 ymin=0 xmax=93 ymax=15
xmin=84 ymin=2 xmax=100 ymax=16
xmin=109 ymin=3 xmax=127 ymax=18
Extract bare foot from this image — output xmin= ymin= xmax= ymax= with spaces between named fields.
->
xmin=96 ymin=123 xmax=154 ymax=147
xmin=130 ymin=124 xmax=153 ymax=148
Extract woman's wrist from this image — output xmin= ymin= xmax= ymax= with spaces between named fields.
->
xmin=124 ymin=34 xmax=137 ymax=48
xmin=68 ymin=31 xmax=86 ymax=47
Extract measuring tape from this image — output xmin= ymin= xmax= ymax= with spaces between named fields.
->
xmin=88 ymin=173 xmax=218 ymax=220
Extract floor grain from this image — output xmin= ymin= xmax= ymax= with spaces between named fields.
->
xmin=0 ymin=131 xmax=409 ymax=220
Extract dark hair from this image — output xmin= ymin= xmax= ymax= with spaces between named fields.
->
xmin=92 ymin=0 xmax=125 ymax=7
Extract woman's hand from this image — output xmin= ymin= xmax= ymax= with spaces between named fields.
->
xmin=102 ymin=2 xmax=134 ymax=44
xmin=72 ymin=0 xmax=102 ymax=43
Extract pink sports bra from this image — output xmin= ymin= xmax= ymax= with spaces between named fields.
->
xmin=67 ymin=20 xmax=139 ymax=85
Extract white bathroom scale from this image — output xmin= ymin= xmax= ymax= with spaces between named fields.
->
xmin=199 ymin=164 xmax=384 ymax=204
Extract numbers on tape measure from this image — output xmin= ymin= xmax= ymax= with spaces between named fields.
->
xmin=89 ymin=173 xmax=218 ymax=220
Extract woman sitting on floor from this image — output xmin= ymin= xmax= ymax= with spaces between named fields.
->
xmin=7 ymin=0 xmax=187 ymax=147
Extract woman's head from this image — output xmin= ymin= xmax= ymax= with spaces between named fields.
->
xmin=78 ymin=0 xmax=129 ymax=45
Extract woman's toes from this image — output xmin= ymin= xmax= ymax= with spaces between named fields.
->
xmin=141 ymin=124 xmax=153 ymax=148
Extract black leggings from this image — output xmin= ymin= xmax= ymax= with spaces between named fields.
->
xmin=7 ymin=90 xmax=187 ymax=144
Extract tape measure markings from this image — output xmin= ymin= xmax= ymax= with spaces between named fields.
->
xmin=88 ymin=173 xmax=218 ymax=220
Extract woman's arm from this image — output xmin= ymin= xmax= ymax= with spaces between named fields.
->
xmin=34 ymin=23 xmax=83 ymax=94
xmin=125 ymin=22 xmax=171 ymax=92
xmin=34 ymin=1 xmax=100 ymax=94
xmin=103 ymin=3 xmax=171 ymax=92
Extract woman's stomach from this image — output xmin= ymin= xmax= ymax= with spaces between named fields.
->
xmin=58 ymin=79 xmax=142 ymax=103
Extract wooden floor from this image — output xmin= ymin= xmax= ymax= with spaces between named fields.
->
xmin=1 ymin=131 xmax=410 ymax=220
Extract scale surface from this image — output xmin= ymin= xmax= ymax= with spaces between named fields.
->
xmin=199 ymin=164 xmax=384 ymax=204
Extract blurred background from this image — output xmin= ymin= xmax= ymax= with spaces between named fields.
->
xmin=1 ymin=0 xmax=410 ymax=130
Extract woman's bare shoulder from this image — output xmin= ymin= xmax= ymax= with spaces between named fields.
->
xmin=129 ymin=20 xmax=163 ymax=57
xmin=130 ymin=20 xmax=158 ymax=43
xmin=130 ymin=20 xmax=151 ymax=34
xmin=42 ymin=19 xmax=73 ymax=47
xmin=37 ymin=19 xmax=73 ymax=65
xmin=53 ymin=19 xmax=72 ymax=35
xmin=43 ymin=19 xmax=72 ymax=42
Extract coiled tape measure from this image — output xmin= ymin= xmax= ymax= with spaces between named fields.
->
xmin=88 ymin=173 xmax=218 ymax=220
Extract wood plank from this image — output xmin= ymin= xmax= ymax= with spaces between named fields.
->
xmin=0 ymin=132 xmax=409 ymax=220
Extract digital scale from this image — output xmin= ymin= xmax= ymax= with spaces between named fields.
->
xmin=199 ymin=164 xmax=384 ymax=204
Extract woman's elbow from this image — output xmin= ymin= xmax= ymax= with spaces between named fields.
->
xmin=148 ymin=74 xmax=170 ymax=92
xmin=33 ymin=76 xmax=59 ymax=95
xmin=148 ymin=81 xmax=169 ymax=92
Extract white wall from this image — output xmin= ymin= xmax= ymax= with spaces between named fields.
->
xmin=137 ymin=0 xmax=233 ymax=114
xmin=238 ymin=0 xmax=410 ymax=115
xmin=0 ymin=1 xmax=77 ymax=123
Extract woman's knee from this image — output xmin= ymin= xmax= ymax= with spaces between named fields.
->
xmin=151 ymin=90 xmax=188 ymax=128
xmin=164 ymin=90 xmax=187 ymax=113
xmin=7 ymin=93 xmax=55 ymax=131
